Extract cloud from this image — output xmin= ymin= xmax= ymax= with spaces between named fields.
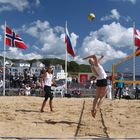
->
xmin=121 ymin=0 xmax=136 ymax=4
xmin=111 ymin=0 xmax=136 ymax=4
xmin=6 ymin=47 xmax=42 ymax=60
xmin=78 ymin=22 xmax=133 ymax=64
xmin=0 ymin=0 xmax=29 ymax=12
xmin=97 ymin=22 xmax=133 ymax=48
xmin=21 ymin=20 xmax=78 ymax=59
xmin=78 ymin=38 xmax=127 ymax=64
xmin=6 ymin=21 xmax=133 ymax=65
xmin=101 ymin=9 xmax=132 ymax=22
xmin=35 ymin=0 xmax=40 ymax=6
xmin=0 ymin=0 xmax=41 ymax=12
xmin=101 ymin=9 xmax=120 ymax=21
xmin=122 ymin=16 xmax=132 ymax=22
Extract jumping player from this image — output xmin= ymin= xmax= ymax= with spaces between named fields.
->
xmin=83 ymin=54 xmax=107 ymax=118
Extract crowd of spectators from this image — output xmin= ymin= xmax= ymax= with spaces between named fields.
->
xmin=0 ymin=69 xmax=44 ymax=96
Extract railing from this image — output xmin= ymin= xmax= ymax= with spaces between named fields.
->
xmin=0 ymin=87 xmax=96 ymax=98
xmin=0 ymin=88 xmax=44 ymax=96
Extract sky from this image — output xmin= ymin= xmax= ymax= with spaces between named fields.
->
xmin=0 ymin=0 xmax=140 ymax=71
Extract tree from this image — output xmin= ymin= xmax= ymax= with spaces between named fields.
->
xmin=79 ymin=64 xmax=91 ymax=73
xmin=68 ymin=61 xmax=79 ymax=72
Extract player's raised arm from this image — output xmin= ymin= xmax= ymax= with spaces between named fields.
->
xmin=83 ymin=54 xmax=96 ymax=60
xmin=98 ymin=55 xmax=104 ymax=63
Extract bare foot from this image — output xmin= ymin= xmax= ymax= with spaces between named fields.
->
xmin=91 ymin=109 xmax=97 ymax=118
xmin=50 ymin=109 xmax=54 ymax=112
xmin=40 ymin=110 xmax=44 ymax=113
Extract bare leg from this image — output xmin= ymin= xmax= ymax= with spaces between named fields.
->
xmin=97 ymin=96 xmax=105 ymax=110
xmin=97 ymin=86 xmax=107 ymax=109
xmin=49 ymin=99 xmax=53 ymax=111
xmin=41 ymin=100 xmax=47 ymax=112
xmin=91 ymin=87 xmax=100 ymax=118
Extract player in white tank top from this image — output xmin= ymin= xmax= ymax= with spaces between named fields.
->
xmin=44 ymin=72 xmax=53 ymax=87
xmin=40 ymin=67 xmax=55 ymax=112
xmin=83 ymin=54 xmax=108 ymax=118
xmin=93 ymin=63 xmax=107 ymax=80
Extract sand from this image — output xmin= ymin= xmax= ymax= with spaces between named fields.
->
xmin=0 ymin=96 xmax=140 ymax=139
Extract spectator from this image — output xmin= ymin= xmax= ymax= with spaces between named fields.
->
xmin=0 ymin=77 xmax=3 ymax=95
xmin=31 ymin=82 xmax=36 ymax=96
xmin=19 ymin=73 xmax=24 ymax=88
xmin=32 ymin=74 xmax=37 ymax=84
xmin=25 ymin=84 xmax=31 ymax=96
xmin=19 ymin=83 xmax=25 ymax=95
xmin=135 ymin=84 xmax=140 ymax=99
xmin=115 ymin=73 xmax=124 ymax=99
xmin=106 ymin=77 xmax=112 ymax=100
xmin=13 ymin=72 xmax=19 ymax=88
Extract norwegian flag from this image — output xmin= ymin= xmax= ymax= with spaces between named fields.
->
xmin=134 ymin=28 xmax=140 ymax=48
xmin=5 ymin=26 xmax=27 ymax=49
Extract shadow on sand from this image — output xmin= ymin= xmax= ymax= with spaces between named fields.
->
xmin=15 ymin=109 xmax=40 ymax=113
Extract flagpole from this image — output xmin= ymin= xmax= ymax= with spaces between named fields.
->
xmin=3 ymin=21 xmax=6 ymax=96
xmin=133 ymin=21 xmax=135 ymax=89
xmin=65 ymin=21 xmax=68 ymax=95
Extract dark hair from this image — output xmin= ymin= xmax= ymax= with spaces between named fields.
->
xmin=46 ymin=66 xmax=53 ymax=72
xmin=40 ymin=68 xmax=46 ymax=75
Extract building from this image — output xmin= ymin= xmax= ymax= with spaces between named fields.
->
xmin=30 ymin=61 xmax=45 ymax=77
xmin=0 ymin=59 xmax=68 ymax=80
xmin=0 ymin=59 xmax=13 ymax=68
xmin=10 ymin=60 xmax=30 ymax=75
xmin=54 ymin=64 xmax=67 ymax=80
xmin=78 ymin=73 xmax=94 ymax=84
xmin=0 ymin=59 xmax=13 ymax=76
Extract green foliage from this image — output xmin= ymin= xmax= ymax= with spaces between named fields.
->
xmin=68 ymin=61 xmax=79 ymax=72
xmin=79 ymin=64 xmax=91 ymax=73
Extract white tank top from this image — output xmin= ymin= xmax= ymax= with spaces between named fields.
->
xmin=94 ymin=64 xmax=107 ymax=80
xmin=44 ymin=72 xmax=53 ymax=87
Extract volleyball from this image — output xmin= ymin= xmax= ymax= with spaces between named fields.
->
xmin=88 ymin=13 xmax=95 ymax=21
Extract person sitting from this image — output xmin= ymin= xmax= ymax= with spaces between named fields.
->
xmin=25 ymin=84 xmax=31 ymax=96
xmin=135 ymin=84 xmax=140 ymax=99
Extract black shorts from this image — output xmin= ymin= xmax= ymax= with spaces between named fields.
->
xmin=96 ymin=79 xmax=107 ymax=87
xmin=44 ymin=85 xmax=53 ymax=100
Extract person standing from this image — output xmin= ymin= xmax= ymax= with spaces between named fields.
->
xmin=0 ymin=77 xmax=3 ymax=95
xmin=115 ymin=73 xmax=124 ymax=99
xmin=83 ymin=54 xmax=107 ymax=118
xmin=40 ymin=66 xmax=55 ymax=112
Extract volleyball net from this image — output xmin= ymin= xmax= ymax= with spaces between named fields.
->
xmin=112 ymin=49 xmax=140 ymax=87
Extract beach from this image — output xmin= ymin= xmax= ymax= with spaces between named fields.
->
xmin=0 ymin=96 xmax=140 ymax=139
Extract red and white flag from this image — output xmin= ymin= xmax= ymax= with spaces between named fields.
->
xmin=134 ymin=28 xmax=140 ymax=48
xmin=65 ymin=25 xmax=75 ymax=57
xmin=135 ymin=47 xmax=140 ymax=56
xmin=5 ymin=26 xmax=27 ymax=49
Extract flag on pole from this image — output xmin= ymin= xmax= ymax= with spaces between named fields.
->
xmin=134 ymin=28 xmax=140 ymax=48
xmin=135 ymin=47 xmax=140 ymax=56
xmin=5 ymin=26 xmax=28 ymax=49
xmin=65 ymin=24 xmax=75 ymax=57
